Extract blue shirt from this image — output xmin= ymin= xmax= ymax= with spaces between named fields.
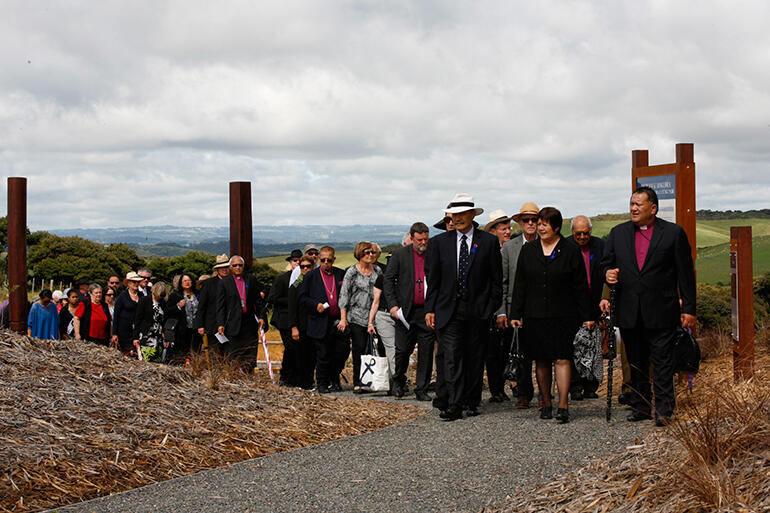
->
xmin=28 ymin=301 xmax=59 ymax=340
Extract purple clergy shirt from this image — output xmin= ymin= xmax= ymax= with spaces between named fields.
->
xmin=413 ymin=250 xmax=426 ymax=306
xmin=581 ymin=245 xmax=592 ymax=290
xmin=634 ymin=219 xmax=655 ymax=270
xmin=234 ymin=275 xmax=247 ymax=312
xmin=321 ymin=270 xmax=340 ymax=317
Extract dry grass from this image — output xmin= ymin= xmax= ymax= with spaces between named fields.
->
xmin=0 ymin=330 xmax=424 ymax=513
xmin=482 ymin=337 xmax=770 ymax=513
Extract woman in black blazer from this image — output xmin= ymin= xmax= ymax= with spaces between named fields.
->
xmin=165 ymin=273 xmax=200 ymax=359
xmin=511 ymin=207 xmax=593 ymax=423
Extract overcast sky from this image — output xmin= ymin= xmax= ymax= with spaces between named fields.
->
xmin=1 ymin=1 xmax=768 ymax=231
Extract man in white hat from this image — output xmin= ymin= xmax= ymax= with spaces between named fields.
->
xmin=483 ymin=210 xmax=514 ymax=403
xmin=194 ymin=254 xmax=231 ymax=346
xmin=502 ymin=202 xmax=540 ymax=409
xmin=425 ymin=193 xmax=503 ymax=420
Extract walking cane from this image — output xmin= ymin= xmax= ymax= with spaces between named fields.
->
xmin=605 ymin=286 xmax=617 ymax=422
xmin=202 ymin=333 xmax=212 ymax=373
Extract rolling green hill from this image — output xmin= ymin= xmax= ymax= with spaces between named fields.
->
xmin=696 ymin=234 xmax=770 ymax=285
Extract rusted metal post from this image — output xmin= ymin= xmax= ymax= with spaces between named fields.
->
xmin=730 ymin=226 xmax=754 ymax=381
xmin=7 ymin=177 xmax=28 ymax=334
xmin=229 ymin=182 xmax=253 ymax=270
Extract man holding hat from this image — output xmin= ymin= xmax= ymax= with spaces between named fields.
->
xmin=195 ymin=254 xmax=231 ymax=347
xmin=502 ymin=202 xmax=540 ymax=408
xmin=484 ymin=209 xmax=514 ymax=403
xmin=268 ymin=250 xmax=303 ymax=386
xmin=425 ymin=194 xmax=503 ymax=420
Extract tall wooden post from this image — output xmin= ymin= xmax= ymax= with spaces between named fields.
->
xmin=730 ymin=226 xmax=754 ymax=381
xmin=229 ymin=182 xmax=253 ymax=270
xmin=7 ymin=177 xmax=28 ymax=334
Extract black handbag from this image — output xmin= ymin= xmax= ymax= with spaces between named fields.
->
xmin=162 ymin=317 xmax=179 ymax=343
xmin=503 ymin=327 xmax=524 ymax=382
xmin=674 ymin=327 xmax=701 ymax=374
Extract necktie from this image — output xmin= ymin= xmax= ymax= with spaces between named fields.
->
xmin=458 ymin=234 xmax=469 ymax=299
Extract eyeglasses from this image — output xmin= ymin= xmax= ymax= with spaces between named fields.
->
xmin=573 ymin=231 xmax=590 ymax=236
xmin=520 ymin=217 xmax=537 ymax=224
xmin=231 ymin=263 xmax=244 ymax=268
xmin=363 ymin=250 xmax=376 ymax=255
xmin=306 ymin=250 xmax=319 ymax=256
xmin=300 ymin=264 xmax=312 ymax=269
xmin=290 ymin=258 xmax=300 ymax=263
xmin=109 ymin=281 xmax=119 ymax=285
xmin=105 ymin=293 xmax=115 ymax=297
xmin=319 ymin=258 xmax=333 ymax=263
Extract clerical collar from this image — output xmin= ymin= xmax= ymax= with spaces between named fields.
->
xmin=636 ymin=218 xmax=655 ymax=230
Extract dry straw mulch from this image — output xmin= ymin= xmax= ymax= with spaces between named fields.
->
xmin=482 ymin=353 xmax=770 ymax=513
xmin=0 ymin=330 xmax=423 ymax=512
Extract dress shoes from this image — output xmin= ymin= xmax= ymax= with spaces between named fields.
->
xmin=554 ymin=408 xmax=570 ymax=424
xmin=618 ymin=392 xmax=633 ymax=405
xmin=627 ymin=411 xmax=653 ymax=422
xmin=515 ymin=397 xmax=530 ymax=409
xmin=415 ymin=391 xmax=431 ymax=402
xmin=570 ymin=390 xmax=584 ymax=401
xmin=465 ymin=406 xmax=480 ymax=417
xmin=317 ymin=385 xmax=331 ymax=394
xmin=539 ymin=406 xmax=553 ymax=419
xmin=432 ymin=397 xmax=448 ymax=411
xmin=584 ymin=391 xmax=599 ymax=399
xmin=489 ymin=391 xmax=510 ymax=403
xmin=394 ymin=385 xmax=405 ymax=398
xmin=330 ymin=383 xmax=342 ymax=392
xmin=439 ymin=408 xmax=463 ymax=421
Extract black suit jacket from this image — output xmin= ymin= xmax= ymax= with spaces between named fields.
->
xmin=194 ymin=276 xmax=223 ymax=334
xmin=298 ymin=266 xmax=345 ymax=339
xmin=511 ymin=236 xmax=592 ymax=322
xmin=267 ymin=271 xmax=291 ymax=330
xmin=600 ymin=217 xmax=696 ymax=329
xmin=383 ymin=244 xmax=427 ymax=320
xmin=216 ymin=274 xmax=267 ymax=337
xmin=566 ymin=235 xmax=605 ymax=319
xmin=424 ymin=228 xmax=503 ymax=330
xmin=133 ymin=295 xmax=165 ymax=341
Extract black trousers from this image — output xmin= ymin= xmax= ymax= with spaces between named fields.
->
xmin=393 ymin=306 xmax=436 ymax=394
xmin=279 ymin=328 xmax=299 ymax=386
xmin=310 ymin=318 xmax=350 ymax=388
xmin=297 ymin=330 xmax=317 ymax=389
xmin=485 ymin=326 xmax=512 ymax=396
xmin=349 ymin=323 xmax=368 ymax=387
xmin=620 ymin=325 xmax=677 ymax=418
xmin=225 ymin=320 xmax=259 ymax=369
xmin=436 ymin=300 xmax=489 ymax=412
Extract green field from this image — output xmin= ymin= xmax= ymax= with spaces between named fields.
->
xmin=696 ymin=234 xmax=770 ymax=285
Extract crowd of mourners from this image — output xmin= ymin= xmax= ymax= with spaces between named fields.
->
xmin=14 ymin=186 xmax=697 ymax=426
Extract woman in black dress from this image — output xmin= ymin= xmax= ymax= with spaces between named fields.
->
xmin=112 ymin=271 xmax=144 ymax=356
xmin=511 ymin=207 xmax=593 ymax=423
xmin=165 ymin=273 xmax=200 ymax=359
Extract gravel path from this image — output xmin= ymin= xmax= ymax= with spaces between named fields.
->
xmin=59 ymin=390 xmax=649 ymax=513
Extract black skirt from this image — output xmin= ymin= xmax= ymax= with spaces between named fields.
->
xmin=522 ymin=316 xmax=580 ymax=361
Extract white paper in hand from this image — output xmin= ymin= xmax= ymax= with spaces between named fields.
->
xmin=215 ymin=332 xmax=229 ymax=344
xmin=397 ymin=307 xmax=410 ymax=330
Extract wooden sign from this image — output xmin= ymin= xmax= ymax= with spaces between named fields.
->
xmin=730 ymin=226 xmax=754 ymax=381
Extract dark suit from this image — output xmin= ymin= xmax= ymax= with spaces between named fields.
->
xmin=216 ymin=274 xmax=267 ymax=361
xmin=600 ymin=217 xmax=696 ymax=418
xmin=383 ymin=244 xmax=437 ymax=395
xmin=566 ymin=235 xmax=605 ymax=395
xmin=425 ymin=228 xmax=503 ymax=414
xmin=288 ymin=278 xmax=316 ymax=389
xmin=166 ymin=290 xmax=202 ymax=356
xmin=195 ymin=276 xmax=223 ymax=335
xmin=299 ymin=266 xmax=349 ymax=389
xmin=268 ymin=271 xmax=298 ymax=385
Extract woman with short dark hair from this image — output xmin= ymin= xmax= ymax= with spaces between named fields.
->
xmin=511 ymin=207 xmax=594 ymax=424
xmin=59 ymin=289 xmax=80 ymax=340
xmin=27 ymin=289 xmax=59 ymax=340
xmin=339 ymin=241 xmax=381 ymax=393
xmin=74 ymin=284 xmax=112 ymax=346
xmin=165 ymin=273 xmax=200 ymax=358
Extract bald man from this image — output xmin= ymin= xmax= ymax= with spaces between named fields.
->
xmin=566 ymin=215 xmax=605 ymax=399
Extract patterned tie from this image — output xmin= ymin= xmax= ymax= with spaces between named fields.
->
xmin=458 ymin=234 xmax=469 ymax=299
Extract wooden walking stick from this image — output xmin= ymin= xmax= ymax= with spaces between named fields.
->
xmin=605 ymin=286 xmax=617 ymax=422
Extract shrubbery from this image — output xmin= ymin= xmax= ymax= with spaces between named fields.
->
xmin=697 ymin=280 xmax=769 ymax=331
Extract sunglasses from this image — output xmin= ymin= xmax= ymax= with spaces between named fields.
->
xmin=363 ymin=250 xmax=376 ymax=255
xmin=520 ymin=217 xmax=537 ymax=224
xmin=319 ymin=258 xmax=333 ymax=263
xmin=105 ymin=293 xmax=115 ymax=296
xmin=231 ymin=263 xmax=244 ymax=268
xmin=300 ymin=264 xmax=312 ymax=269
xmin=306 ymin=250 xmax=319 ymax=256
xmin=109 ymin=281 xmax=119 ymax=285
xmin=573 ymin=231 xmax=590 ymax=236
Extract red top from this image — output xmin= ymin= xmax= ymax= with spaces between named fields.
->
xmin=634 ymin=219 xmax=655 ymax=270
xmin=413 ymin=250 xmax=426 ymax=306
xmin=580 ymin=245 xmax=592 ymax=290
xmin=321 ymin=270 xmax=340 ymax=317
xmin=75 ymin=302 xmax=109 ymax=340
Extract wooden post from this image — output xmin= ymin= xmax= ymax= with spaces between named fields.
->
xmin=229 ymin=182 xmax=253 ymax=270
xmin=730 ymin=226 xmax=754 ymax=381
xmin=7 ymin=177 xmax=28 ymax=334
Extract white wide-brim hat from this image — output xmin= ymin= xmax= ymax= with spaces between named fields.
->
xmin=444 ymin=193 xmax=484 ymax=215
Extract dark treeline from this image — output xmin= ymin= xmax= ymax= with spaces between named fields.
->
xmin=696 ymin=209 xmax=770 ymax=219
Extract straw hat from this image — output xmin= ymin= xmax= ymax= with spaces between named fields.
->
xmin=512 ymin=202 xmax=540 ymax=222
xmin=125 ymin=271 xmax=143 ymax=282
xmin=443 ymin=193 xmax=484 ymax=215
xmin=213 ymin=254 xmax=230 ymax=269
xmin=484 ymin=209 xmax=512 ymax=232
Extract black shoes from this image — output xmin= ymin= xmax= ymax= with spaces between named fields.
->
xmin=555 ymin=408 xmax=569 ymax=424
xmin=465 ymin=406 xmax=480 ymax=417
xmin=432 ymin=397 xmax=448 ymax=411
xmin=539 ymin=406 xmax=553 ymax=419
xmin=618 ymin=392 xmax=633 ymax=405
xmin=570 ymin=390 xmax=584 ymax=401
xmin=627 ymin=411 xmax=653 ymax=422
xmin=415 ymin=391 xmax=431 ymax=402
xmin=488 ymin=391 xmax=510 ymax=403
xmin=584 ymin=391 xmax=599 ymax=399
xmin=439 ymin=408 xmax=462 ymax=421
xmin=317 ymin=385 xmax=331 ymax=394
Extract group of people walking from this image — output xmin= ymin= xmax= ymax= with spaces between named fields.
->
xmin=23 ymin=185 xmax=696 ymax=426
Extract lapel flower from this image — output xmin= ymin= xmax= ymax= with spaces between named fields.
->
xmin=471 ymin=243 xmax=478 ymax=254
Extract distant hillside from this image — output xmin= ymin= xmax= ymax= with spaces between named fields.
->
xmin=696 ymin=209 xmax=770 ymax=219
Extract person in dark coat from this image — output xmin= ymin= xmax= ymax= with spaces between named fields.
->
xmin=565 ymin=215 xmax=605 ymax=400
xmin=511 ymin=207 xmax=593 ymax=424
xmin=195 ymin=254 xmax=231 ymax=351
xmin=112 ymin=272 xmax=144 ymax=355
xmin=298 ymin=246 xmax=348 ymax=393
xmin=58 ymin=289 xmax=80 ymax=340
xmin=288 ymin=255 xmax=317 ymax=389
xmin=268 ymin=249 xmax=302 ymax=386
xmin=166 ymin=273 xmax=201 ymax=359
xmin=216 ymin=255 xmax=268 ymax=367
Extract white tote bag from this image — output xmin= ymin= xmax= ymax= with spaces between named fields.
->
xmin=360 ymin=334 xmax=390 ymax=392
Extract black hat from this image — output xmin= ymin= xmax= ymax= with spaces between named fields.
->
xmin=286 ymin=249 xmax=303 ymax=261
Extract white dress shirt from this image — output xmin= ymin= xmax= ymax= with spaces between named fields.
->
xmin=456 ymin=226 xmax=475 ymax=273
